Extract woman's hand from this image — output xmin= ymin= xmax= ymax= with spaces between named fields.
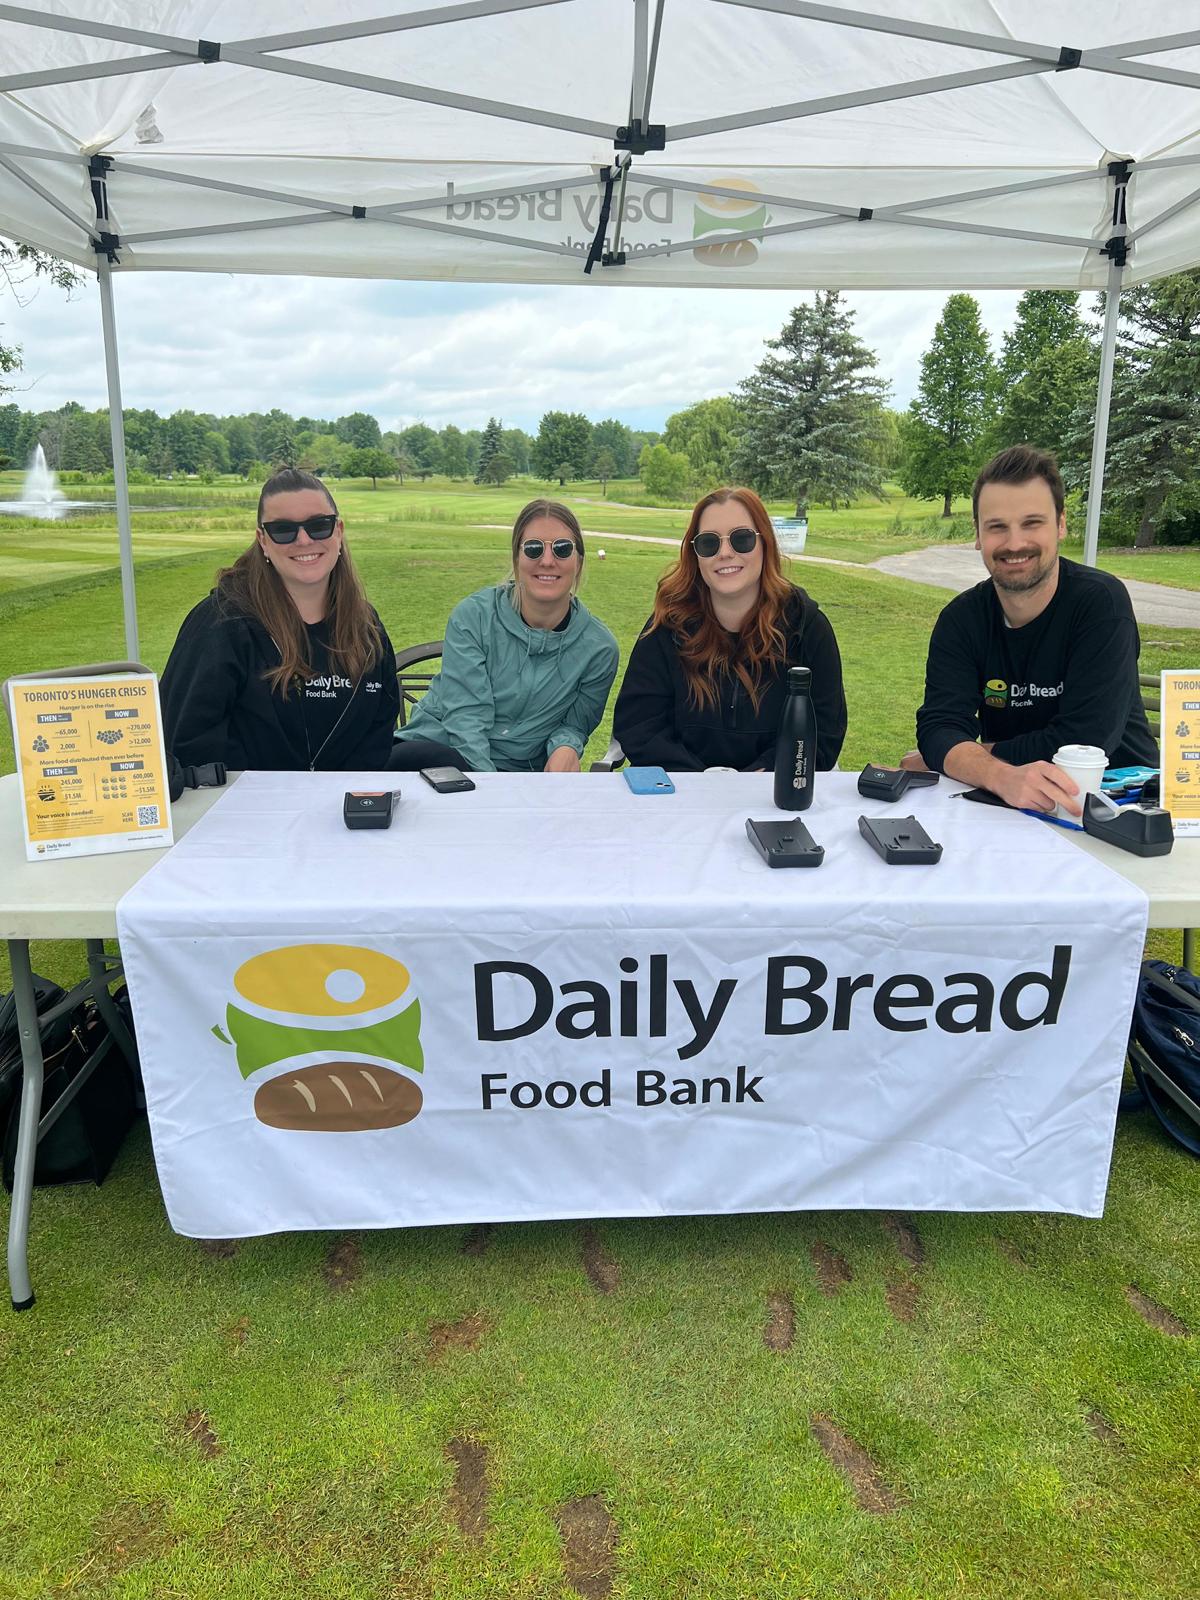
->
xmin=544 ymin=745 xmax=582 ymax=773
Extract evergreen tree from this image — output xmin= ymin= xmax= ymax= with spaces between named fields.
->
xmin=900 ymin=293 xmax=993 ymax=516
xmin=991 ymin=337 xmax=1096 ymax=463
xmin=734 ymin=291 xmax=888 ymax=516
xmin=474 ymin=416 xmax=504 ymax=484
xmin=1083 ymin=271 xmax=1200 ymax=548
xmin=998 ymin=291 xmax=1084 ymax=387
xmin=987 ymin=290 xmax=1090 ymax=461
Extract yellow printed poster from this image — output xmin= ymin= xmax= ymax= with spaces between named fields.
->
xmin=1161 ymin=670 xmax=1200 ymax=837
xmin=7 ymin=670 xmax=173 ymax=860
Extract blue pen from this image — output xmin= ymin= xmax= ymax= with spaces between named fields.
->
xmin=1020 ymin=808 xmax=1084 ymax=831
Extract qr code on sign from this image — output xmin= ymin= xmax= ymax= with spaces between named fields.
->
xmin=136 ymin=804 xmax=160 ymax=828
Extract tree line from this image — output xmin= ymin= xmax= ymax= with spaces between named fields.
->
xmin=0 ymin=400 xmax=663 ymax=491
xmin=3 ymin=232 xmax=1198 ymax=545
xmin=655 ymin=275 xmax=1200 ymax=547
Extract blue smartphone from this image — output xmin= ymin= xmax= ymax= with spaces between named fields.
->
xmin=623 ymin=765 xmax=676 ymax=795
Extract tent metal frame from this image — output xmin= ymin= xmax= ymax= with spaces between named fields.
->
xmin=1 ymin=3 xmax=1199 ymax=652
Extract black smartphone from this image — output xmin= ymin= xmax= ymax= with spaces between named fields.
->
xmin=420 ymin=766 xmax=475 ymax=793
xmin=746 ymin=817 xmax=824 ymax=868
xmin=858 ymin=814 xmax=942 ymax=865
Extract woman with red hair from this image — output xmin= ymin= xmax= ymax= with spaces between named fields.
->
xmin=612 ymin=487 xmax=846 ymax=771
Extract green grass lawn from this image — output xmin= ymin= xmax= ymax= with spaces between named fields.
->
xmin=1 ymin=482 xmax=1198 ymax=1599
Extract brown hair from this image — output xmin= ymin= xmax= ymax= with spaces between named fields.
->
xmin=972 ymin=445 xmax=1065 ymax=524
xmin=644 ymin=486 xmax=795 ymax=713
xmin=217 ymin=468 xmax=384 ymax=693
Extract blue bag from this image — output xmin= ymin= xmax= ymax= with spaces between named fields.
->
xmin=1128 ymin=960 xmax=1200 ymax=1158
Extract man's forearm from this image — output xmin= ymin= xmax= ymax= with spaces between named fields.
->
xmin=940 ymin=741 xmax=1011 ymax=794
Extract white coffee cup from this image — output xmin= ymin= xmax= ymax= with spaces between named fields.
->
xmin=704 ymin=766 xmax=737 ymax=773
xmin=1052 ymin=743 xmax=1107 ymax=820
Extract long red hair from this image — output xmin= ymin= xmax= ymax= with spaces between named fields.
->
xmin=645 ymin=487 xmax=794 ymax=712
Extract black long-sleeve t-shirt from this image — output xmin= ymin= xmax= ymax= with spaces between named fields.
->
xmin=916 ymin=558 xmax=1158 ymax=773
xmin=612 ymin=586 xmax=847 ymax=772
xmin=160 ymin=593 xmax=400 ymax=772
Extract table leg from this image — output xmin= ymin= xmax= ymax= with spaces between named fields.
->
xmin=6 ymin=939 xmax=42 ymax=1311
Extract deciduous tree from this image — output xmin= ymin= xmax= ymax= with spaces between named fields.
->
xmin=899 ymin=293 xmax=993 ymax=516
xmin=532 ymin=411 xmax=592 ymax=480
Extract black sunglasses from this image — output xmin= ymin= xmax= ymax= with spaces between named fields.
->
xmin=259 ymin=514 xmax=339 ymax=545
xmin=521 ymin=537 xmax=578 ymax=561
xmin=692 ymin=527 xmax=759 ymax=558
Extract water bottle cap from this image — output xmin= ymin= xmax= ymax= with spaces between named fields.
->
xmin=786 ymin=667 xmax=812 ymax=692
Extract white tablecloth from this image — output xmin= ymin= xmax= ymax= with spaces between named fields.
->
xmin=116 ymin=771 xmax=1149 ymax=1233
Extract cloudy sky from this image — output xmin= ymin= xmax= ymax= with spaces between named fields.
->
xmin=1 ymin=270 xmax=1025 ymax=432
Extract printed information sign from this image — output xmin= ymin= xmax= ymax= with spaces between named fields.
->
xmin=7 ymin=669 xmax=172 ymax=860
xmin=1160 ymin=670 xmax=1200 ymax=837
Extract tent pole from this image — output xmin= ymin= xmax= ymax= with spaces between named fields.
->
xmin=1082 ymin=262 xmax=1126 ymax=568
xmin=97 ymin=253 xmax=139 ymax=660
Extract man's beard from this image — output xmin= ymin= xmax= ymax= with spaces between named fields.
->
xmin=990 ymin=549 xmax=1057 ymax=593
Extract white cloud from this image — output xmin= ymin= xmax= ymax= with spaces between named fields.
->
xmin=2 ymin=268 xmax=1024 ymax=430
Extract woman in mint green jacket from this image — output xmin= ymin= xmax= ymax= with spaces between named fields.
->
xmin=389 ymin=501 xmax=618 ymax=773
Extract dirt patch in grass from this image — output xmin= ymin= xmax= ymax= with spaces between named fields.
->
xmin=428 ymin=1311 xmax=490 ymax=1363
xmin=556 ymin=1493 xmax=618 ymax=1598
xmin=883 ymin=1213 xmax=925 ymax=1269
xmin=810 ymin=1240 xmax=852 ymax=1296
xmin=581 ymin=1227 xmax=620 ymax=1294
xmin=810 ymin=1414 xmax=899 ymax=1514
xmin=181 ymin=1409 xmax=221 ymax=1459
xmin=1085 ymin=1406 xmax=1122 ymax=1446
xmin=461 ymin=1222 xmax=495 ymax=1257
xmin=763 ymin=1290 xmax=795 ymax=1351
xmin=994 ymin=1236 xmax=1028 ymax=1267
xmin=198 ymin=1238 xmax=237 ymax=1259
xmin=1126 ymin=1284 xmax=1190 ymax=1338
xmin=886 ymin=1277 xmax=920 ymax=1323
xmin=322 ymin=1235 xmax=362 ymax=1291
xmin=228 ymin=1315 xmax=250 ymax=1348
xmin=446 ymin=1436 xmax=489 ymax=1540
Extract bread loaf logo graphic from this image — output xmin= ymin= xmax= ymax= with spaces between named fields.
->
xmin=984 ymin=677 xmax=1009 ymax=708
xmin=693 ymin=178 xmax=770 ymax=267
xmin=213 ymin=944 xmax=423 ymax=1132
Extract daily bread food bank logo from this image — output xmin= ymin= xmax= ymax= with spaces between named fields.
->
xmin=984 ymin=678 xmax=1009 ymax=708
xmin=694 ymin=178 xmax=770 ymax=267
xmin=213 ymin=944 xmax=423 ymax=1132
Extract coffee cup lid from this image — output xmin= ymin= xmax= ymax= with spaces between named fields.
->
xmin=1053 ymin=744 xmax=1106 ymax=764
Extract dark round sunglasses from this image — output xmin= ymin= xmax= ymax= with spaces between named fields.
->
xmin=692 ymin=527 xmax=759 ymax=558
xmin=260 ymin=513 xmax=339 ymax=545
xmin=521 ymin=537 xmax=578 ymax=561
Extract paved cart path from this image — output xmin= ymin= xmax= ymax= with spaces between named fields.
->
xmin=870 ymin=544 xmax=1200 ymax=629
xmin=473 ymin=527 xmax=1199 ymax=628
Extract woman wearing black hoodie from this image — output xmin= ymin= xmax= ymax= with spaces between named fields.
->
xmin=612 ymin=486 xmax=846 ymax=772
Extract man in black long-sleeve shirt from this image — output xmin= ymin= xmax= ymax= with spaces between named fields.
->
xmin=908 ymin=446 xmax=1157 ymax=813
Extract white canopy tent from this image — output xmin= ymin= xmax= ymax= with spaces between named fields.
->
xmin=1 ymin=0 xmax=1199 ymax=658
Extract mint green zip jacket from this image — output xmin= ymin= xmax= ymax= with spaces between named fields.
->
xmin=394 ymin=583 xmax=619 ymax=771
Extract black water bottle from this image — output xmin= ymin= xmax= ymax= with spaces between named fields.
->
xmin=773 ymin=666 xmax=816 ymax=810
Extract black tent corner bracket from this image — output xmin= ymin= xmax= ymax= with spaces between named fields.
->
xmin=1056 ymin=45 xmax=1082 ymax=71
xmin=197 ymin=39 xmax=221 ymax=63
xmin=93 ymin=231 xmax=121 ymax=264
xmin=1102 ymin=234 xmax=1129 ymax=268
xmin=614 ymin=118 xmax=666 ymax=155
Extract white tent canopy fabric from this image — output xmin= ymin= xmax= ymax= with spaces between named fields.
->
xmin=1 ymin=0 xmax=1199 ymax=654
